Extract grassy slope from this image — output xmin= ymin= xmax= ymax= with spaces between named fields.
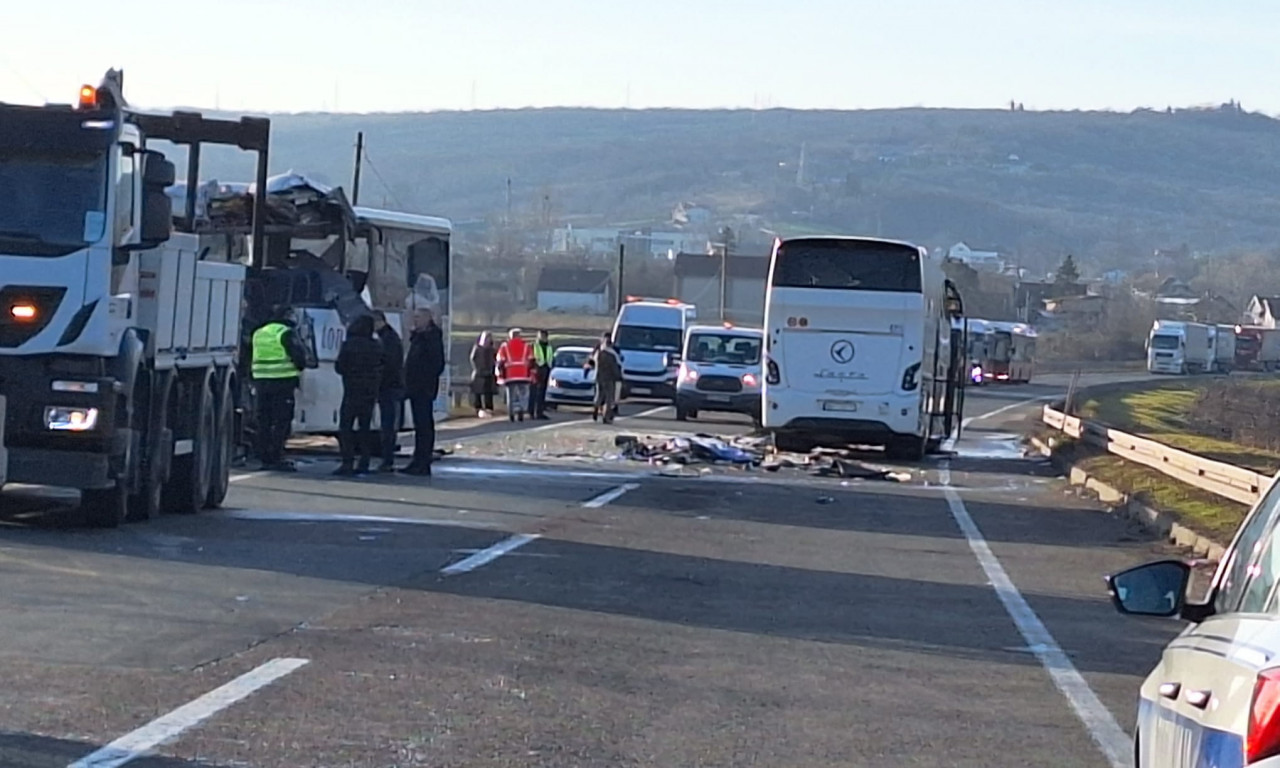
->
xmin=1070 ymin=381 xmax=1280 ymax=541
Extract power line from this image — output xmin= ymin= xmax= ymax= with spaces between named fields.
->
xmin=359 ymin=147 xmax=408 ymax=211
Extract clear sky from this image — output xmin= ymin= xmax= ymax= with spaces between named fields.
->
xmin=4 ymin=0 xmax=1277 ymax=113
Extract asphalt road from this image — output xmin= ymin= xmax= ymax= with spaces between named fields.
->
xmin=0 ymin=371 xmax=1187 ymax=767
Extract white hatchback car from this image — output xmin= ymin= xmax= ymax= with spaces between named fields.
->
xmin=1108 ymin=473 xmax=1280 ymax=767
xmin=543 ymin=346 xmax=596 ymax=409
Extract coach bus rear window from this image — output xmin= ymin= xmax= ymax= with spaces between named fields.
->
xmin=772 ymin=241 xmax=922 ymax=292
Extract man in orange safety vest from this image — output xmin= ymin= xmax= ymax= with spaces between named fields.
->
xmin=496 ymin=328 xmax=535 ymax=422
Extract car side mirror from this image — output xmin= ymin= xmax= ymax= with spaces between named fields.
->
xmin=1105 ymin=560 xmax=1191 ymax=618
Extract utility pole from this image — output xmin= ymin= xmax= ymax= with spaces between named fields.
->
xmin=351 ymin=132 xmax=364 ymax=206
xmin=617 ymin=243 xmax=626 ymax=311
xmin=719 ymin=244 xmax=728 ymax=322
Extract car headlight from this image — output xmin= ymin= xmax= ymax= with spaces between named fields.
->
xmin=45 ymin=406 xmax=99 ymax=432
xmin=549 ymin=377 xmax=560 ymax=388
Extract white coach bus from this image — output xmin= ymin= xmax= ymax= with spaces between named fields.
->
xmin=761 ymin=236 xmax=967 ymax=459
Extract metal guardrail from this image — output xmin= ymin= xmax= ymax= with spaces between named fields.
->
xmin=1041 ymin=402 xmax=1269 ymax=506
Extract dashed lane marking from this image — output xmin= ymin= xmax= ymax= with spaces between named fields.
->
xmin=581 ymin=482 xmax=640 ymax=508
xmin=440 ymin=534 xmax=540 ymax=576
xmin=939 ymin=464 xmax=1129 ymax=768
xmin=67 ymin=657 xmax=309 ymax=768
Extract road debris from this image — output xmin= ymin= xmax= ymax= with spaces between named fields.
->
xmin=615 ymin=432 xmax=908 ymax=481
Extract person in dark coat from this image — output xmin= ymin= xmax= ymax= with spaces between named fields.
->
xmin=469 ymin=331 xmax=497 ymax=416
xmin=334 ymin=314 xmax=384 ymax=475
xmin=403 ymin=307 xmax=447 ymax=476
xmin=585 ymin=331 xmax=623 ymax=424
xmin=372 ymin=311 xmax=405 ymax=473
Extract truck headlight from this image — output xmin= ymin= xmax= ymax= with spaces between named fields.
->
xmin=45 ymin=406 xmax=99 ymax=432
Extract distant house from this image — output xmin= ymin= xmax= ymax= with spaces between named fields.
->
xmin=1245 ymin=295 xmax=1280 ymax=328
xmin=551 ymin=227 xmax=622 ymax=256
xmin=673 ymin=252 xmax=770 ymax=325
xmin=672 ymin=202 xmax=713 ymax=227
xmin=1156 ymin=277 xmax=1197 ymax=300
xmin=1015 ymin=280 xmax=1086 ymax=323
xmin=535 ymin=267 xmax=613 ymax=314
xmin=947 ymin=242 xmax=1005 ymax=273
xmin=1043 ymin=294 xmax=1108 ymax=330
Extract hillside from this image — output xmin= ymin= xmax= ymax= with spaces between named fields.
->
xmin=195 ymin=105 xmax=1280 ymax=274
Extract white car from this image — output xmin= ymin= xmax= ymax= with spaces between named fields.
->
xmin=1109 ymin=472 xmax=1280 ymax=766
xmin=544 ymin=346 xmax=596 ymax=408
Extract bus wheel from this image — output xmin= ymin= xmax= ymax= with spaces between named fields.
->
xmin=886 ymin=435 xmax=927 ymax=461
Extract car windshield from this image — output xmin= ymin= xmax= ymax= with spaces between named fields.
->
xmin=1150 ymin=334 xmax=1181 ymax=350
xmin=553 ymin=350 xmax=590 ymax=368
xmin=0 ymin=150 xmax=109 ymax=257
xmin=614 ymin=325 xmax=682 ymax=352
xmin=685 ymin=333 xmax=761 ymax=364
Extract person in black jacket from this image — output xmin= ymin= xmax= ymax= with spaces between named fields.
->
xmin=372 ymin=311 xmax=405 ymax=473
xmin=403 ymin=307 xmax=446 ymax=476
xmin=334 ymin=314 xmax=384 ymax=475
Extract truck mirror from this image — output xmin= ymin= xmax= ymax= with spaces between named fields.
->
xmin=142 ymin=154 xmax=176 ymax=188
xmin=139 ymin=189 xmax=173 ymax=245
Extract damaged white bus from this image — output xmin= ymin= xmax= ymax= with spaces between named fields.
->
xmin=761 ymin=236 xmax=967 ymax=459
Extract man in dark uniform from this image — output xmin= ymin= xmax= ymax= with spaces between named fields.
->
xmin=251 ymin=306 xmax=309 ymax=471
xmin=372 ymin=311 xmax=405 ymax=472
xmin=530 ymin=329 xmax=554 ymax=420
xmin=403 ymin=308 xmax=446 ymax=476
xmin=334 ymin=314 xmax=384 ymax=475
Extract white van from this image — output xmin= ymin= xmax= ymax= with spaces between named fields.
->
xmin=675 ymin=323 xmax=764 ymax=424
xmin=611 ymin=297 xmax=696 ymax=401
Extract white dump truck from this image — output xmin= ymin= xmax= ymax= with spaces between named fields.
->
xmin=0 ymin=70 xmax=270 ymax=526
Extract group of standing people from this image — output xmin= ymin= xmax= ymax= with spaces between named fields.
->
xmin=467 ymin=328 xmax=623 ymax=424
xmin=468 ymin=328 xmax=554 ymax=422
xmin=333 ymin=308 xmax=445 ymax=476
xmin=249 ymin=304 xmax=445 ymax=478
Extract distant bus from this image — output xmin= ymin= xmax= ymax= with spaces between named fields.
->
xmin=984 ymin=321 xmax=1037 ymax=384
xmin=761 ymin=236 xmax=967 ymax=459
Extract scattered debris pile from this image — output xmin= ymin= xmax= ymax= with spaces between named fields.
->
xmin=169 ymin=171 xmax=356 ymax=230
xmin=615 ymin=433 xmax=908 ymax=481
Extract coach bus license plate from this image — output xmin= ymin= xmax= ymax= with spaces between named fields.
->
xmin=822 ymin=400 xmax=859 ymax=412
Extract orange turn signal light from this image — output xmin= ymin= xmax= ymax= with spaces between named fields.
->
xmin=78 ymin=85 xmax=96 ymax=109
xmin=9 ymin=304 xmax=37 ymax=321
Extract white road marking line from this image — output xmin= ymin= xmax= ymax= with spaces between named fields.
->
xmin=939 ymin=465 xmax=1129 ymax=768
xmin=961 ymin=396 xmax=1053 ymax=428
xmin=581 ymin=482 xmax=640 ymax=508
xmin=441 ymin=533 xmax=540 ymax=575
xmin=228 ymin=473 xmax=252 ymax=483
xmin=217 ymin=509 xmax=499 ymax=529
xmin=67 ymin=657 xmax=308 ymax=768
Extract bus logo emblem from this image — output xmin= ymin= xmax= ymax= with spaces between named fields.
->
xmin=830 ymin=340 xmax=855 ymax=364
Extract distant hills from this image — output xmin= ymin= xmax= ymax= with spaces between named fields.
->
xmin=194 ymin=103 xmax=1280 ymax=275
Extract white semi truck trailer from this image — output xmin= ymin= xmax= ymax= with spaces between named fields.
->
xmin=0 ymin=70 xmax=270 ymax=526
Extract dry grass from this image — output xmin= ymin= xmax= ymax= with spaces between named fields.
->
xmin=1079 ymin=383 xmax=1280 ymax=473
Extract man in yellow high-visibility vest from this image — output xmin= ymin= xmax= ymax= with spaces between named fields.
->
xmin=251 ymin=306 xmax=309 ymax=471
xmin=530 ymin=329 xmax=554 ymax=420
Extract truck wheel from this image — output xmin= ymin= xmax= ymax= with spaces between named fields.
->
xmin=205 ymin=372 xmax=235 ymax=509
xmin=165 ymin=376 xmax=215 ymax=515
xmin=128 ymin=374 xmax=170 ymax=522
xmin=82 ymin=485 xmax=127 ymax=528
